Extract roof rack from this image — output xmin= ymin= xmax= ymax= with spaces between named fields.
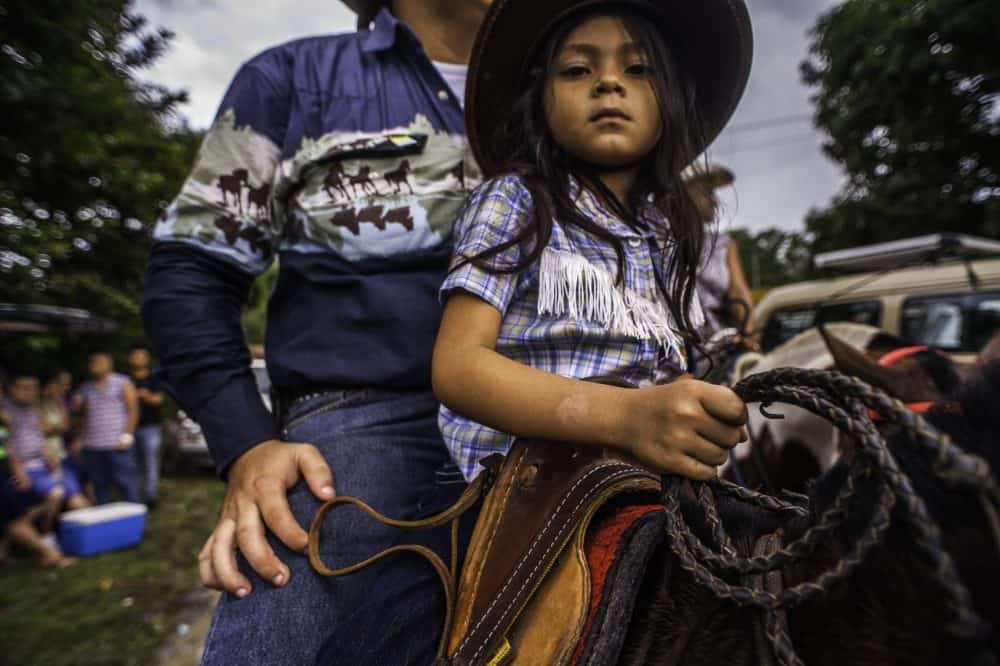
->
xmin=813 ymin=233 xmax=1000 ymax=273
xmin=0 ymin=304 xmax=118 ymax=336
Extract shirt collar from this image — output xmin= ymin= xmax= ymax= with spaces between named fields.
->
xmin=568 ymin=175 xmax=660 ymax=238
xmin=362 ymin=7 xmax=412 ymax=54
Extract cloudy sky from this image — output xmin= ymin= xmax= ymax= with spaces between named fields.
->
xmin=136 ymin=0 xmax=845 ymax=232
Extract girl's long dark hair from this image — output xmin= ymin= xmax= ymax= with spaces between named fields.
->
xmin=463 ymin=7 xmax=711 ymax=340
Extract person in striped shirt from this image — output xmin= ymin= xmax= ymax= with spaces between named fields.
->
xmin=3 ymin=372 xmax=89 ymax=530
xmin=73 ymin=352 xmax=139 ymax=504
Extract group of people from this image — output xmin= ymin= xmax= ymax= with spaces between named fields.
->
xmin=0 ymin=346 xmax=164 ymax=568
xmin=140 ymin=0 xmax=758 ymax=663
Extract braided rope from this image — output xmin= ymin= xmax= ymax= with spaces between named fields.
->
xmin=660 ymin=368 xmax=999 ymax=666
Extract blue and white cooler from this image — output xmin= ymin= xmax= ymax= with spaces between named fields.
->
xmin=58 ymin=502 xmax=148 ymax=557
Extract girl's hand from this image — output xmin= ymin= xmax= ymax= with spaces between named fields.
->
xmin=619 ymin=377 xmax=747 ymax=480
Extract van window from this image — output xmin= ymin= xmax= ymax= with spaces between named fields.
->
xmin=761 ymin=308 xmax=815 ymax=352
xmin=971 ymin=296 xmax=1000 ymax=351
xmin=901 ymin=292 xmax=1000 ymax=352
xmin=760 ymin=300 xmax=881 ymax=352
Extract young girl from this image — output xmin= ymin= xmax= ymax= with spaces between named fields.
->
xmin=433 ymin=0 xmax=753 ymax=482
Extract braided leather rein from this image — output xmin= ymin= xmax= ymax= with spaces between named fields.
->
xmin=660 ymin=367 xmax=1000 ymax=666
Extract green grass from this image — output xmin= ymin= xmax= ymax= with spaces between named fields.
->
xmin=0 ymin=476 xmax=225 ymax=666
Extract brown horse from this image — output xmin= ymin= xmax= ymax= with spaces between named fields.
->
xmin=383 ymin=160 xmax=413 ymax=195
xmin=349 ymin=166 xmax=380 ymax=197
xmin=722 ymin=324 xmax=963 ymax=494
xmin=617 ymin=361 xmax=1000 ymax=666
xmin=323 ymin=162 xmax=350 ymax=201
xmin=217 ymin=168 xmax=249 ymax=212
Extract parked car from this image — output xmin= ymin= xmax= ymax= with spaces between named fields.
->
xmin=755 ymin=234 xmax=1000 ymax=361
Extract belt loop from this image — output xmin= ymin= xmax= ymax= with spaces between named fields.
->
xmin=271 ymin=386 xmax=286 ymax=432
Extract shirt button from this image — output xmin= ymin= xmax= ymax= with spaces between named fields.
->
xmin=438 ymin=90 xmax=449 ymax=101
xmin=628 ymin=238 xmax=642 ymax=248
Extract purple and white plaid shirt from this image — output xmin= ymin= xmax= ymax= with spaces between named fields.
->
xmin=439 ymin=175 xmax=701 ymax=480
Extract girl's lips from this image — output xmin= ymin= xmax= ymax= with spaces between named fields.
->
xmin=590 ymin=108 xmax=631 ymax=122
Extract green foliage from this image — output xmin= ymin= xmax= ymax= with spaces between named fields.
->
xmin=802 ymin=0 xmax=1000 ymax=253
xmin=244 ymin=262 xmax=279 ymax=345
xmin=0 ymin=0 xmax=201 ymax=347
xmin=729 ymin=227 xmax=814 ymax=288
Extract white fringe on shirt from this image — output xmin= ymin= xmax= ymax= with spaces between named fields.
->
xmin=537 ymin=247 xmax=703 ymax=359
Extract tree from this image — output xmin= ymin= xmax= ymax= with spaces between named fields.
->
xmin=802 ymin=0 xmax=1000 ymax=253
xmin=0 ymin=1 xmax=201 ymax=346
xmin=730 ymin=228 xmax=813 ymax=289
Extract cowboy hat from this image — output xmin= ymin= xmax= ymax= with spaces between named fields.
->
xmin=686 ymin=164 xmax=736 ymax=190
xmin=341 ymin=0 xmax=385 ymax=29
xmin=466 ymin=0 xmax=753 ymax=177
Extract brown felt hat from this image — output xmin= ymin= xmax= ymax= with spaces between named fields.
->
xmin=466 ymin=0 xmax=753 ymax=178
xmin=686 ymin=164 xmax=736 ymax=189
xmin=342 ymin=0 xmax=386 ymax=29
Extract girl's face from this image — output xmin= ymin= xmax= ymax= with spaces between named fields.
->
xmin=544 ymin=15 xmax=663 ymax=171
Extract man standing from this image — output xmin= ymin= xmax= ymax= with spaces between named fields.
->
xmin=141 ymin=1 xmax=490 ymax=663
xmin=127 ymin=345 xmax=165 ymax=509
xmin=689 ymin=165 xmax=758 ymax=343
xmin=74 ymin=352 xmax=140 ymax=504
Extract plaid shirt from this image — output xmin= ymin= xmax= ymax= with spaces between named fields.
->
xmin=439 ymin=175 xmax=698 ymax=480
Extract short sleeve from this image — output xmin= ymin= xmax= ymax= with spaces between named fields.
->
xmin=152 ymin=53 xmax=290 ymax=275
xmin=441 ymin=175 xmax=534 ymax=315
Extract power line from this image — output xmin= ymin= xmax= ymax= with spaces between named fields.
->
xmin=726 ymin=113 xmax=814 ymax=134
xmin=723 ymin=132 xmax=823 ymax=155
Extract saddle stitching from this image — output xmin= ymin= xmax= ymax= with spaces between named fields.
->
xmin=461 ymin=447 xmax=528 ymax=639
xmin=465 ymin=462 xmax=643 ymax=661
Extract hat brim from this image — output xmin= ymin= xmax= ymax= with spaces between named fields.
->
xmin=466 ymin=0 xmax=753 ymax=178
xmin=687 ymin=165 xmax=736 ymax=189
xmin=341 ymin=0 xmax=384 ymax=29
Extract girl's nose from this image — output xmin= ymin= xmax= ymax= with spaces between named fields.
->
xmin=594 ymin=72 xmax=625 ymax=96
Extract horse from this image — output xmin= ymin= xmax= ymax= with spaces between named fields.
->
xmin=247 ymin=182 xmax=271 ymax=219
xmin=719 ymin=323 xmax=964 ymax=494
xmin=383 ymin=160 xmax=414 ymax=195
xmin=217 ymin=168 xmax=249 ymax=212
xmin=323 ymin=162 xmax=350 ymax=201
xmin=617 ymin=361 xmax=1000 ymax=666
xmin=349 ymin=166 xmax=381 ymax=197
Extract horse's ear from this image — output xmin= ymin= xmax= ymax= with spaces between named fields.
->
xmin=979 ymin=331 xmax=1000 ymax=367
xmin=819 ymin=324 xmax=909 ymax=397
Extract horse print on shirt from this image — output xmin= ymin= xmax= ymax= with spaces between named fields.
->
xmin=153 ymin=110 xmax=482 ymax=270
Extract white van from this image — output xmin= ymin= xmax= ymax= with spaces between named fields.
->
xmin=755 ymin=234 xmax=1000 ymax=360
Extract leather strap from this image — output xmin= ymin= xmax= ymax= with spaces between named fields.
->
xmin=308 ymin=470 xmax=492 ymax=659
xmin=749 ymin=530 xmax=787 ymax=666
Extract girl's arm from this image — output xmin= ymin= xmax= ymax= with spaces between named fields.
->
xmin=432 ymin=291 xmax=747 ymax=479
xmin=725 ymin=238 xmax=757 ymax=339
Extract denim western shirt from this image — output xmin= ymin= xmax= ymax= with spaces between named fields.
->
xmin=142 ymin=8 xmax=482 ymax=475
xmin=438 ymin=175 xmax=700 ymax=481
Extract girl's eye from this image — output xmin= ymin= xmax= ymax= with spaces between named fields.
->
xmin=625 ymin=63 xmax=649 ymax=76
xmin=561 ymin=65 xmax=590 ymax=78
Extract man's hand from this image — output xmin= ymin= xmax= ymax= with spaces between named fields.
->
xmin=116 ymin=433 xmax=134 ymax=451
xmin=12 ymin=467 xmax=32 ymax=492
xmin=198 ymin=440 xmax=335 ymax=598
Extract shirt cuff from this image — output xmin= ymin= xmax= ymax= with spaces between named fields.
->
xmin=193 ymin=375 xmax=280 ymax=478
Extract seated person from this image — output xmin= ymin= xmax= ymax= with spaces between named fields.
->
xmin=0 ymin=382 xmax=75 ymax=568
xmin=3 ymin=372 xmax=89 ymax=536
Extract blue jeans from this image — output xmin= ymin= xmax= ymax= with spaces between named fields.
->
xmin=134 ymin=425 xmax=162 ymax=501
xmin=83 ymin=449 xmax=139 ymax=504
xmin=200 ymin=388 xmax=475 ymax=666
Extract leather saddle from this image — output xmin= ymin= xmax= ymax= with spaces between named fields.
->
xmin=308 ymin=439 xmax=664 ymax=665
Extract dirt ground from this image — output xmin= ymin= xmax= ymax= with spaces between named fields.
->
xmin=154 ymin=588 xmax=219 ymax=666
